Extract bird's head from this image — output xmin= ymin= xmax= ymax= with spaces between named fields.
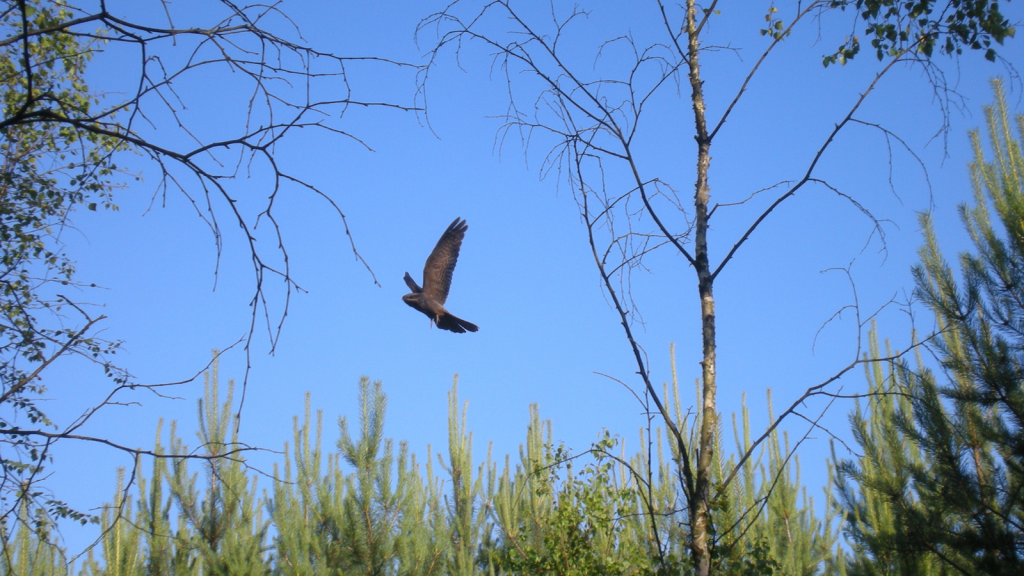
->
xmin=402 ymin=293 xmax=422 ymax=308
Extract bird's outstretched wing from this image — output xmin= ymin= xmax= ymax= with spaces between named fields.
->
xmin=422 ymin=217 xmax=467 ymax=305
xmin=403 ymin=272 xmax=422 ymax=293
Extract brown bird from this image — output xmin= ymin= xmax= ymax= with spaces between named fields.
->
xmin=402 ymin=217 xmax=479 ymax=333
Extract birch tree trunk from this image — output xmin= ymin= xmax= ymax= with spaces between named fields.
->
xmin=682 ymin=1 xmax=715 ymax=573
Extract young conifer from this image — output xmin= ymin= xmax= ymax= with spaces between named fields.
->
xmin=838 ymin=79 xmax=1024 ymax=574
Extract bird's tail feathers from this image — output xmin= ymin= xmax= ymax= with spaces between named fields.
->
xmin=437 ymin=313 xmax=478 ymax=333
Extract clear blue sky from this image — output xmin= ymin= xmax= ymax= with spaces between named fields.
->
xmin=40 ymin=0 xmax=1023 ymax=554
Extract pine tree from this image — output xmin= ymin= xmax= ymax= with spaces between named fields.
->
xmin=65 ymin=368 xmax=838 ymax=574
xmin=834 ymin=328 xmax=948 ymax=576
xmin=837 ymin=79 xmax=1024 ymax=574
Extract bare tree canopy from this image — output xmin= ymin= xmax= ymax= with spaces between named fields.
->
xmin=418 ymin=0 xmax=1017 ymax=573
xmin=0 ymin=0 xmax=416 ymax=546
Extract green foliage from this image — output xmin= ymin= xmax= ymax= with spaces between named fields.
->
xmin=490 ymin=430 xmax=655 ymax=576
xmin=78 ymin=469 xmax=144 ymax=576
xmin=823 ymin=0 xmax=1015 ymax=66
xmin=712 ymin=391 xmax=840 ymax=576
xmin=268 ymin=377 xmax=446 ymax=576
xmin=170 ymin=366 xmax=270 ymax=575
xmin=334 ymin=377 xmax=404 ymax=574
xmin=488 ymin=361 xmax=840 ymax=576
xmin=438 ymin=379 xmax=490 ymax=576
xmin=78 ymin=358 xmax=270 ymax=576
xmin=760 ymin=6 xmax=792 ymax=42
xmin=837 ymin=79 xmax=1024 ymax=574
xmin=61 ymin=361 xmax=838 ymax=575
xmin=834 ymin=328 xmax=948 ymax=575
xmin=0 ymin=496 xmax=67 ymax=575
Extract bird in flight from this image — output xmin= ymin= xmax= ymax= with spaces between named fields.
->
xmin=402 ymin=217 xmax=479 ymax=333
